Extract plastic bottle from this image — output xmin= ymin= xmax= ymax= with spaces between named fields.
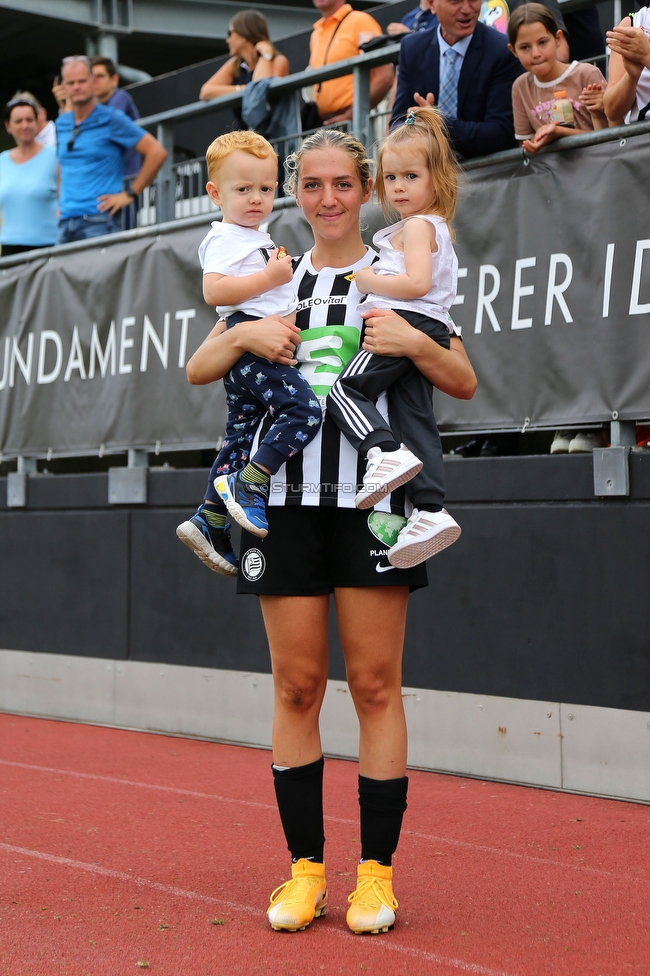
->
xmin=550 ymin=91 xmax=575 ymax=127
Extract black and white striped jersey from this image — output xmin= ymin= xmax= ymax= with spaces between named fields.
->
xmin=252 ymin=246 xmax=406 ymax=514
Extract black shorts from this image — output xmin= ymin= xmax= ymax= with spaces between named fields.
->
xmin=236 ymin=506 xmax=428 ymax=596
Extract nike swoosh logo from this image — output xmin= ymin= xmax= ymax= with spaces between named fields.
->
xmin=375 ymin=563 xmax=396 ymax=573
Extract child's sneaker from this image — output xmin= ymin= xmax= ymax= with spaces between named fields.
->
xmin=355 ymin=445 xmax=423 ymax=510
xmin=388 ymin=508 xmax=460 ymax=568
xmin=346 ymin=860 xmax=397 ymax=935
xmin=176 ymin=507 xmax=238 ymax=577
xmin=267 ymin=859 xmax=328 ymax=932
xmin=214 ymin=470 xmax=269 ymax=538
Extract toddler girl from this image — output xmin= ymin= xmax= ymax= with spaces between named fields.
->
xmin=327 ymin=106 xmax=462 ymax=569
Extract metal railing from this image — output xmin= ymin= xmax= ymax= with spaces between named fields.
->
xmin=2 ymin=115 xmax=650 ymax=268
xmin=0 ymin=0 xmax=638 ymax=257
xmin=131 ymin=11 xmax=619 ymax=223
xmin=137 ymin=43 xmax=403 ymax=223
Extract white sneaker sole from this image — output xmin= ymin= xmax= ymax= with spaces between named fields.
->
xmin=176 ymin=521 xmax=238 ymax=577
xmin=214 ymin=477 xmax=268 ymax=539
xmin=388 ymin=522 xmax=461 ymax=569
xmin=355 ymin=456 xmax=423 ymax=510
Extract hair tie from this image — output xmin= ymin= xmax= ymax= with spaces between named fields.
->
xmin=405 ymin=111 xmax=416 ymax=125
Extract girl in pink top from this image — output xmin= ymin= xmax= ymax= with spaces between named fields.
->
xmin=507 ymin=2 xmax=609 ymax=154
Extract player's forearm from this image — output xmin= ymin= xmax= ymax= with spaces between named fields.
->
xmin=186 ymin=320 xmax=235 ymax=384
xmin=410 ymin=332 xmax=477 ymax=400
xmin=203 ymin=269 xmax=271 ymax=307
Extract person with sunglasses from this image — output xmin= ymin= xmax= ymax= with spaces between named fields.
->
xmin=55 ymin=55 xmax=168 ymax=244
xmin=199 ymin=10 xmax=290 ymax=105
xmin=0 ymin=97 xmax=57 ymax=256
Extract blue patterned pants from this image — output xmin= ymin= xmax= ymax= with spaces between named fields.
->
xmin=204 ymin=349 xmax=321 ymax=506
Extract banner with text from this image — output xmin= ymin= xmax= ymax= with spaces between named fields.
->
xmin=1 ymin=134 xmax=650 ymax=457
xmin=436 ymin=133 xmax=650 ymax=430
xmin=0 ymin=226 xmax=223 ymax=458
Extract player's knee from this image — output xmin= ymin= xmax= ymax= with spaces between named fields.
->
xmin=348 ymin=671 xmax=394 ymax=714
xmin=276 ymin=673 xmax=323 ymax=713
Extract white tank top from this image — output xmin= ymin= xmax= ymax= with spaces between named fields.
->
xmin=360 ymin=213 xmax=457 ymax=328
xmin=628 ymin=8 xmax=650 ymax=122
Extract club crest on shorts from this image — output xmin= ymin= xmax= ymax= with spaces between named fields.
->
xmin=241 ymin=547 xmax=266 ymax=582
xmin=367 ymin=511 xmax=407 ymax=547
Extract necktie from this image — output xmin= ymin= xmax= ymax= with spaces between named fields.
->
xmin=438 ymin=48 xmax=459 ymax=119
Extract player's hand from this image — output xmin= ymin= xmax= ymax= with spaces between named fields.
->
xmin=361 ymin=306 xmax=419 ymax=358
xmin=264 ymin=248 xmax=293 ymax=287
xmin=235 ymin=315 xmax=301 ymax=365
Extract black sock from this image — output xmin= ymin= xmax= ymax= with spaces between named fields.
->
xmin=358 ymin=775 xmax=408 ymax=867
xmin=417 ymin=503 xmax=443 ymax=514
xmin=272 ymin=757 xmax=325 ymax=863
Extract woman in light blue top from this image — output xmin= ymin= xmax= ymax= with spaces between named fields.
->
xmin=0 ymin=96 xmax=58 ymax=256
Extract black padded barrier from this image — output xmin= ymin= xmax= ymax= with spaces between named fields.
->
xmin=1 ymin=455 xmax=649 ymax=711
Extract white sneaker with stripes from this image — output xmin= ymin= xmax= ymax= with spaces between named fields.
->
xmin=388 ymin=508 xmax=461 ymax=568
xmin=355 ymin=444 xmax=423 ymax=510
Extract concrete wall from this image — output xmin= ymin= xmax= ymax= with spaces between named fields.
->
xmin=1 ymin=456 xmax=649 ymax=801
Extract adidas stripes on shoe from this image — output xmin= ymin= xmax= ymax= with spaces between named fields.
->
xmin=388 ymin=508 xmax=460 ymax=569
xmin=355 ymin=445 xmax=422 ymax=510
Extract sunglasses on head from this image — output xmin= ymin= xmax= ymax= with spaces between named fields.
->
xmin=62 ymin=55 xmax=91 ymax=66
xmin=4 ymin=97 xmax=38 ymax=121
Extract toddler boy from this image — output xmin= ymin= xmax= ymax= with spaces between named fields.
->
xmin=177 ymin=131 xmax=322 ymax=575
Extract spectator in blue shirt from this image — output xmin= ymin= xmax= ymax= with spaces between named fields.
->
xmin=387 ymin=0 xmax=437 ymax=37
xmin=0 ymin=97 xmax=58 ymax=255
xmin=90 ymin=56 xmax=142 ymax=179
xmin=55 ymin=55 xmax=167 ymax=244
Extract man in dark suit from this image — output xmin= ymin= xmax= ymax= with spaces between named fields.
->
xmin=390 ymin=0 xmax=524 ymax=159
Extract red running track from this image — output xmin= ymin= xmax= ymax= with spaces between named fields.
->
xmin=0 ymin=713 xmax=648 ymax=976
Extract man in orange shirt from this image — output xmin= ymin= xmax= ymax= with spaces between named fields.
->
xmin=310 ymin=0 xmax=394 ymax=124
